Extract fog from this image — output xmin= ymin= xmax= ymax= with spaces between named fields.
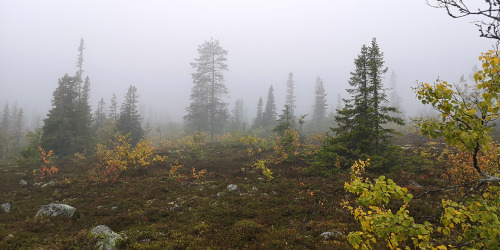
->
xmin=0 ymin=0 xmax=494 ymax=128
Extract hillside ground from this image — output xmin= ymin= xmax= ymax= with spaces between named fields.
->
xmin=0 ymin=142 xmax=446 ymax=249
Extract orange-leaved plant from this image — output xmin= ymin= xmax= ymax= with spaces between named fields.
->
xmin=37 ymin=146 xmax=58 ymax=179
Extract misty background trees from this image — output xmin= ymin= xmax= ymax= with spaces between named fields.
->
xmin=0 ymin=103 xmax=23 ymax=159
xmin=311 ymin=77 xmax=328 ymax=131
xmin=1 ymin=35 xmax=411 ymax=161
xmin=285 ymin=72 xmax=296 ymax=118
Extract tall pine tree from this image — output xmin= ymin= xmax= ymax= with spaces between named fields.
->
xmin=185 ymin=38 xmax=229 ymax=142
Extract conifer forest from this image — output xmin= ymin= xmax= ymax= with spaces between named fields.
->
xmin=1 ymin=1 xmax=500 ymax=249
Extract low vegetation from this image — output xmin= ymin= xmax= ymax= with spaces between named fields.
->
xmin=2 ymin=3 xmax=500 ymax=246
xmin=0 ymin=125 xmax=497 ymax=249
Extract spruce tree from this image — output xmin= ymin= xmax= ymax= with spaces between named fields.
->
xmin=317 ymin=38 xmax=404 ymax=168
xmin=232 ymin=99 xmax=244 ymax=131
xmin=285 ymin=72 xmax=296 ymax=117
xmin=367 ymin=38 xmax=404 ymax=153
xmin=75 ymin=76 xmax=93 ymax=151
xmin=117 ymin=85 xmax=144 ymax=145
xmin=185 ymin=38 xmax=229 ymax=142
xmin=1 ymin=103 xmax=10 ymax=132
xmin=41 ymin=74 xmax=80 ymax=156
xmin=312 ymin=76 xmax=328 ymax=124
xmin=388 ymin=70 xmax=404 ymax=119
xmin=253 ymin=97 xmax=264 ymax=129
xmin=12 ymin=107 xmax=23 ymax=147
xmin=0 ymin=103 xmax=12 ymax=159
xmin=76 ymin=38 xmax=85 ymax=80
xmin=41 ymin=38 xmax=94 ymax=156
xmin=94 ymin=98 xmax=106 ymax=128
xmin=262 ymin=85 xmax=277 ymax=129
xmin=109 ymin=93 xmax=118 ymax=120
xmin=274 ymin=105 xmax=294 ymax=136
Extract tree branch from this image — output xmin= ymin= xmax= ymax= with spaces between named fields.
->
xmin=427 ymin=0 xmax=500 ymax=40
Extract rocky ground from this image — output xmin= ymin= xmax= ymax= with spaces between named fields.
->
xmin=0 ymin=145 xmax=362 ymax=249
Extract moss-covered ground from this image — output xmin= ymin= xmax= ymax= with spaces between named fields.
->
xmin=0 ymin=144 xmax=366 ymax=249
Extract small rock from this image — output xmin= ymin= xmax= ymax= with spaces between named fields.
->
xmin=35 ymin=203 xmax=76 ymax=218
xmin=20 ymin=179 xmax=27 ymax=186
xmin=271 ymin=191 xmax=278 ymax=195
xmin=111 ymin=206 xmax=118 ymax=210
xmin=89 ymin=225 xmax=123 ymax=250
xmin=320 ymin=231 xmax=342 ymax=239
xmin=216 ymin=192 xmax=223 ymax=197
xmin=42 ymin=181 xmax=55 ymax=188
xmin=1 ymin=203 xmax=11 ymax=213
xmin=227 ymin=184 xmax=238 ymax=192
xmin=169 ymin=204 xmax=180 ymax=211
xmin=251 ymin=186 xmax=258 ymax=191
xmin=409 ymin=181 xmax=423 ymax=188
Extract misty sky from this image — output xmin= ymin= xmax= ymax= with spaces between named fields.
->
xmin=0 ymin=0 xmax=494 ymax=127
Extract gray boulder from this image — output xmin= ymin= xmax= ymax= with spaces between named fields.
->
xmin=20 ymin=179 xmax=27 ymax=186
xmin=35 ymin=203 xmax=76 ymax=218
xmin=89 ymin=225 xmax=123 ymax=250
xmin=1 ymin=203 xmax=11 ymax=213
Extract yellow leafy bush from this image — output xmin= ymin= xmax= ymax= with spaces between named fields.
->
xmin=91 ymin=134 xmax=166 ymax=184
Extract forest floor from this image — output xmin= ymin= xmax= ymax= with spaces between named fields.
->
xmin=0 ymin=143 xmax=441 ymax=249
